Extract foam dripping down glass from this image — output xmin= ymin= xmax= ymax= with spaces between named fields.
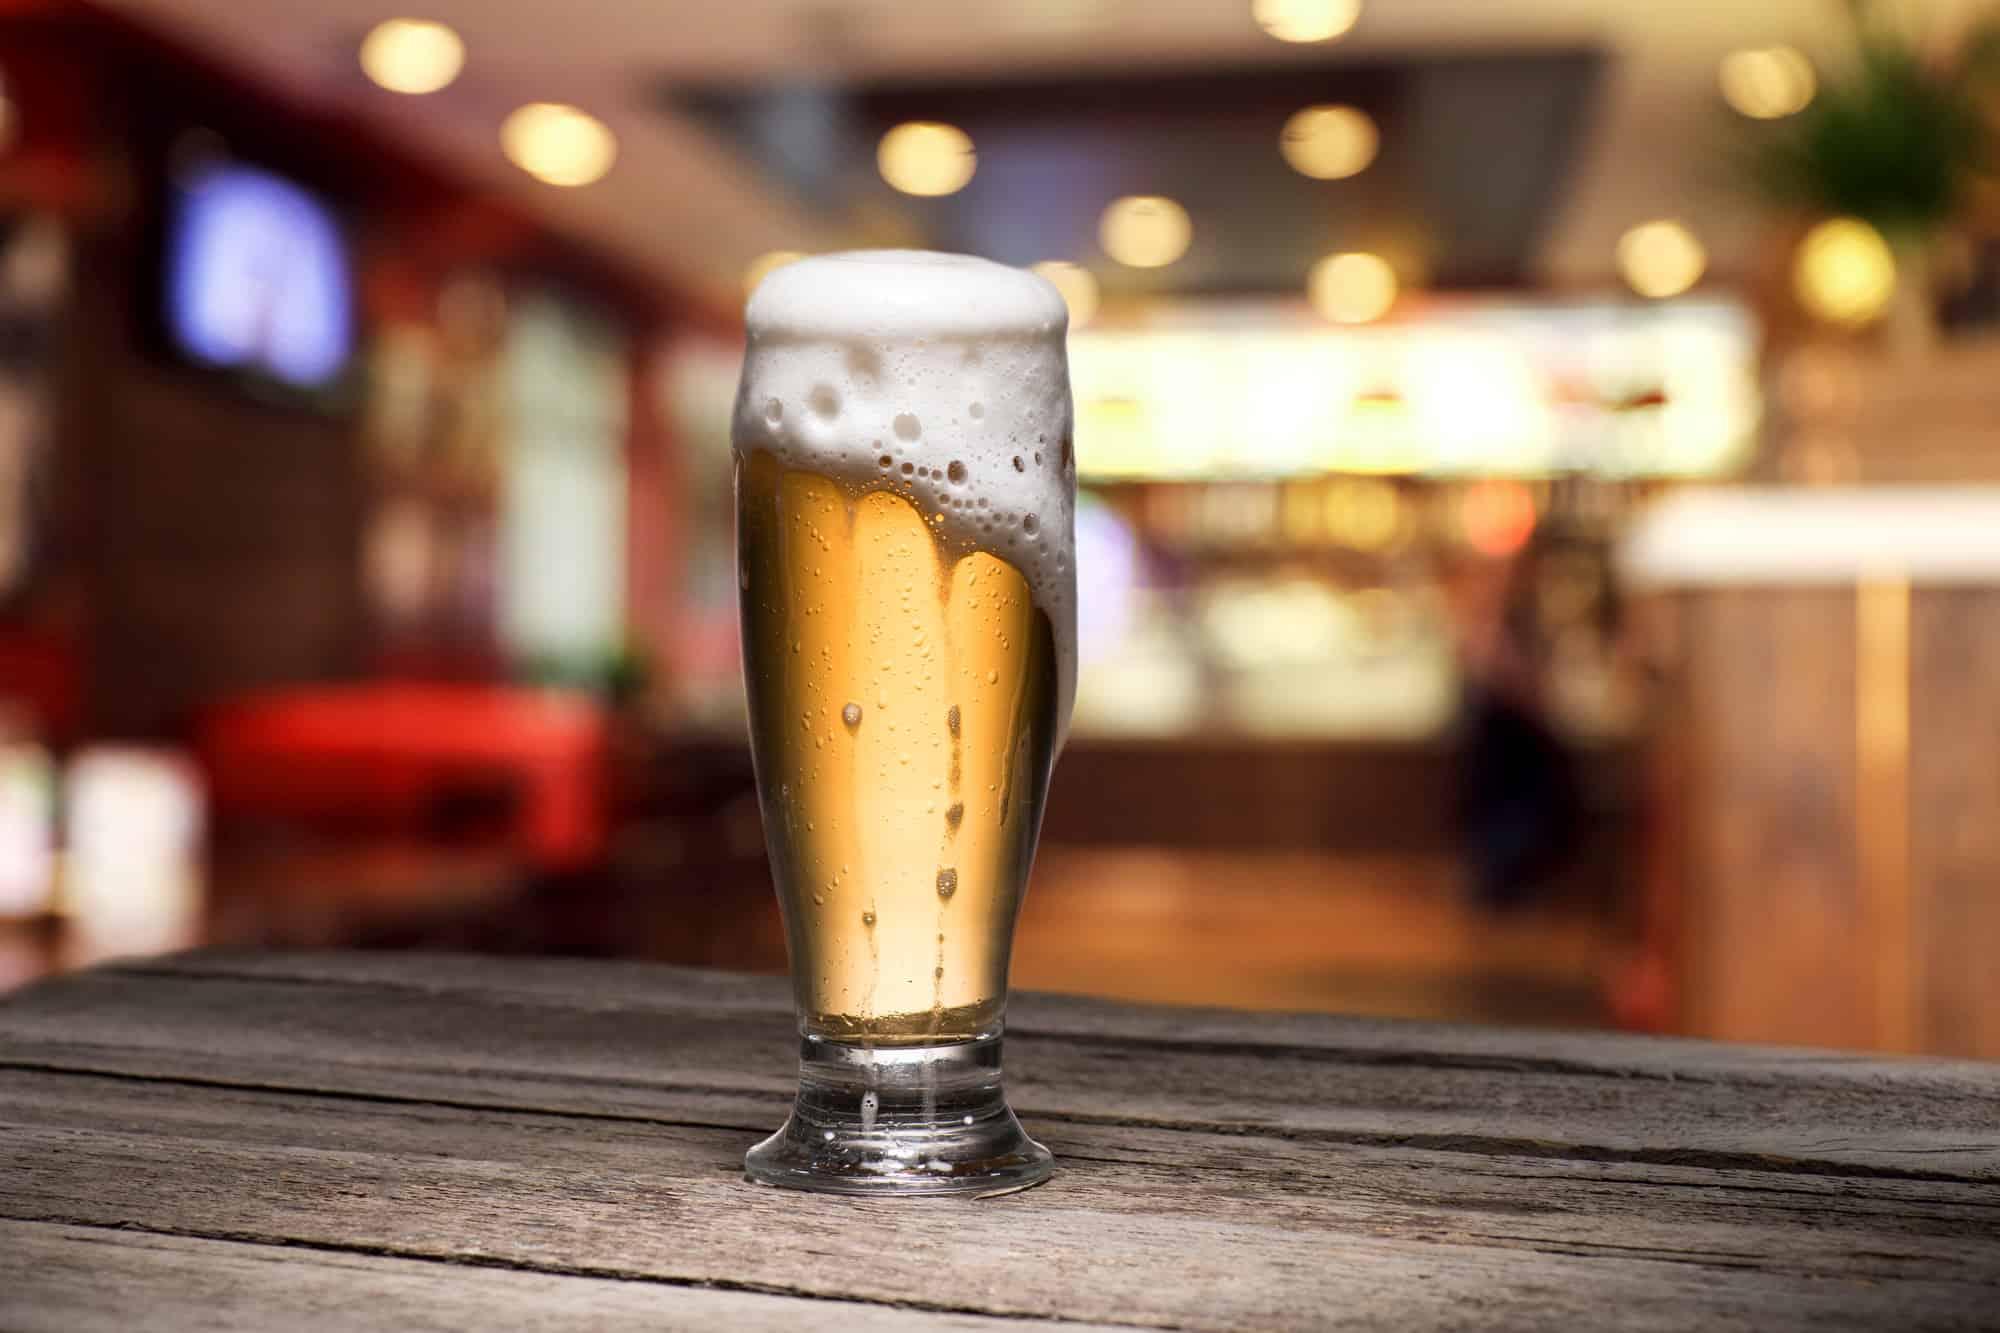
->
xmin=734 ymin=251 xmax=1076 ymax=1195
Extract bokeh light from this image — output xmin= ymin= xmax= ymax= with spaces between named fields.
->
xmin=1031 ymin=261 xmax=1101 ymax=328
xmin=1100 ymin=196 xmax=1193 ymax=269
xmin=1253 ymin=0 xmax=1361 ymax=44
xmin=359 ymin=18 xmax=465 ymax=95
xmin=743 ymin=250 xmax=805 ymax=299
xmin=1794 ymin=217 xmax=1896 ymax=326
xmin=1458 ymin=479 xmax=1537 ymax=558
xmin=1309 ymin=252 xmax=1398 ymax=324
xmin=876 ymin=122 xmax=977 ymax=197
xmin=1074 ymin=492 xmax=1140 ymax=664
xmin=501 ymin=103 xmax=617 ymax=186
xmin=1279 ymin=105 xmax=1378 ymax=180
xmin=1719 ymin=46 xmax=1816 ymax=120
xmin=1323 ymin=478 xmax=1403 ymax=550
xmin=1617 ymin=220 xmax=1706 ymax=299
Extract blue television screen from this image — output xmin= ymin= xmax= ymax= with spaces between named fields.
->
xmin=164 ymin=164 xmax=354 ymax=392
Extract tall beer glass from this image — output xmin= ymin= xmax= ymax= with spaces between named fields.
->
xmin=735 ymin=251 xmax=1075 ymax=1195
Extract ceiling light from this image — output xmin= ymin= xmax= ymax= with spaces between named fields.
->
xmin=1794 ymin=217 xmax=1896 ymax=326
xmin=359 ymin=18 xmax=464 ymax=95
xmin=1720 ymin=46 xmax=1816 ymax=120
xmin=1280 ymin=105 xmax=1378 ymax=180
xmin=744 ymin=250 xmax=805 ymax=299
xmin=501 ymin=103 xmax=616 ymax=187
xmin=877 ymin=122 xmax=976 ymax=197
xmin=1099 ymin=196 xmax=1192 ymax=269
xmin=1617 ymin=220 xmax=1706 ymax=299
xmin=1253 ymin=0 xmax=1360 ymax=44
xmin=1309 ymin=252 xmax=1397 ymax=323
xmin=1031 ymin=261 xmax=1100 ymax=328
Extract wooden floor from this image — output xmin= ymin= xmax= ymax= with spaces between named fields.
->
xmin=1016 ymin=847 xmax=1611 ymax=1025
xmin=0 ymin=845 xmax=1619 ymax=1031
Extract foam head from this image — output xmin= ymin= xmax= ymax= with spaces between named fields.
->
xmin=736 ymin=250 xmax=1078 ymax=738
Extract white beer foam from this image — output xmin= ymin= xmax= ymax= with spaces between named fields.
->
xmin=737 ymin=250 xmax=1078 ymax=740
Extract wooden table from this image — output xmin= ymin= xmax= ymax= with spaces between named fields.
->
xmin=3 ymin=953 xmax=1997 ymax=1330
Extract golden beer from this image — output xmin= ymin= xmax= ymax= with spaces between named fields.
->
xmin=737 ymin=451 xmax=1060 ymax=1043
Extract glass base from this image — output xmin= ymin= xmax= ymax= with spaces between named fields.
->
xmin=745 ymin=1031 xmax=1052 ymax=1197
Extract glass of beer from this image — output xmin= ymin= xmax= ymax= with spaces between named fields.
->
xmin=734 ymin=251 xmax=1074 ymax=1195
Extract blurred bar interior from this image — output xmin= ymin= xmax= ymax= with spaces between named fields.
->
xmin=0 ymin=0 xmax=1996 ymax=1056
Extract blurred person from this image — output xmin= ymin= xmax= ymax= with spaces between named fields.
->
xmin=1444 ymin=532 xmax=1585 ymax=912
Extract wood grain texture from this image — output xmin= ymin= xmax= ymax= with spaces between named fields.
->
xmin=1908 ymin=587 xmax=2000 ymax=1060
xmin=1661 ymin=584 xmax=2000 ymax=1060
xmin=0 ymin=1222 xmax=1101 ymax=1333
xmin=1681 ymin=588 xmax=1872 ymax=1050
xmin=2 ymin=952 xmax=1997 ymax=1331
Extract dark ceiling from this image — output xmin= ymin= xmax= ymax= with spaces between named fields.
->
xmin=663 ymin=50 xmax=1606 ymax=296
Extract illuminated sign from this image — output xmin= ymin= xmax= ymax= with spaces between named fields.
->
xmin=1069 ymin=299 xmax=1759 ymax=481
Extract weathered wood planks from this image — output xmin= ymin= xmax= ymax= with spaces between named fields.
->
xmin=2 ymin=952 xmax=1996 ymax=1330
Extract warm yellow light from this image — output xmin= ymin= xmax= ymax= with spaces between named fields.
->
xmin=501 ymin=103 xmax=617 ymax=187
xmin=1031 ymin=261 xmax=1100 ymax=328
xmin=1309 ymin=252 xmax=1397 ymax=324
xmin=743 ymin=250 xmax=805 ymax=299
xmin=1099 ymin=196 xmax=1192 ymax=269
xmin=1253 ymin=0 xmax=1360 ymax=43
xmin=1324 ymin=479 xmax=1402 ymax=550
xmin=876 ymin=122 xmax=976 ymax=197
xmin=1720 ymin=46 xmax=1816 ymax=120
xmin=1617 ymin=220 xmax=1706 ymax=299
xmin=359 ymin=18 xmax=465 ymax=95
xmin=1794 ymin=217 xmax=1896 ymax=326
xmin=1279 ymin=105 xmax=1378 ymax=180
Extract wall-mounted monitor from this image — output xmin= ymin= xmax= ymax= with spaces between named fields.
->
xmin=162 ymin=162 xmax=355 ymax=397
